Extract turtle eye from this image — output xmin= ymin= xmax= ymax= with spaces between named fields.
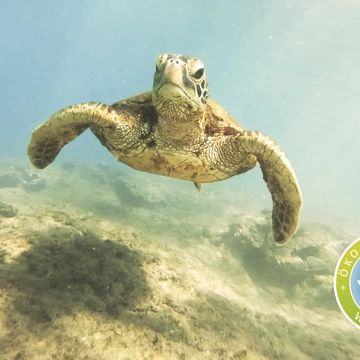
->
xmin=193 ymin=68 xmax=204 ymax=79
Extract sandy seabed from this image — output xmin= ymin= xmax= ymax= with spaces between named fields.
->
xmin=0 ymin=159 xmax=359 ymax=360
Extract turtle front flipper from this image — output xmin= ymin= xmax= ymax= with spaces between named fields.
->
xmin=235 ymin=131 xmax=302 ymax=245
xmin=28 ymin=102 xmax=133 ymax=169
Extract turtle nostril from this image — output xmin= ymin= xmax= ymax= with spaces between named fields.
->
xmin=168 ymin=59 xmax=180 ymax=65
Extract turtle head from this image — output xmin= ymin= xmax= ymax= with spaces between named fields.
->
xmin=152 ymin=53 xmax=208 ymax=112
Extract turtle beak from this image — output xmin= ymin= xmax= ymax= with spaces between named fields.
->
xmin=154 ymin=57 xmax=186 ymax=93
xmin=155 ymin=58 xmax=194 ymax=99
xmin=161 ymin=58 xmax=185 ymax=86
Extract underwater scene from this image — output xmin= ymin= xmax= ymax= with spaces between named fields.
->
xmin=1 ymin=1 xmax=360 ymax=359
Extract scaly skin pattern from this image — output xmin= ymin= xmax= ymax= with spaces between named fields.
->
xmin=28 ymin=93 xmax=255 ymax=182
xmin=28 ymin=54 xmax=302 ymax=244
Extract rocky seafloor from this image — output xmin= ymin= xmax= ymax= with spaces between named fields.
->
xmin=0 ymin=158 xmax=359 ymax=360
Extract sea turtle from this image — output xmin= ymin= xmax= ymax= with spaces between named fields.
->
xmin=28 ymin=53 xmax=302 ymax=245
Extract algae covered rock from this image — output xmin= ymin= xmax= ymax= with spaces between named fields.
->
xmin=218 ymin=212 xmax=346 ymax=309
xmin=0 ymin=201 xmax=18 ymax=217
xmin=0 ymin=174 xmax=21 ymax=188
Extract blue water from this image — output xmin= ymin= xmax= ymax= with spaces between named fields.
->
xmin=1 ymin=0 xmax=360 ymax=232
